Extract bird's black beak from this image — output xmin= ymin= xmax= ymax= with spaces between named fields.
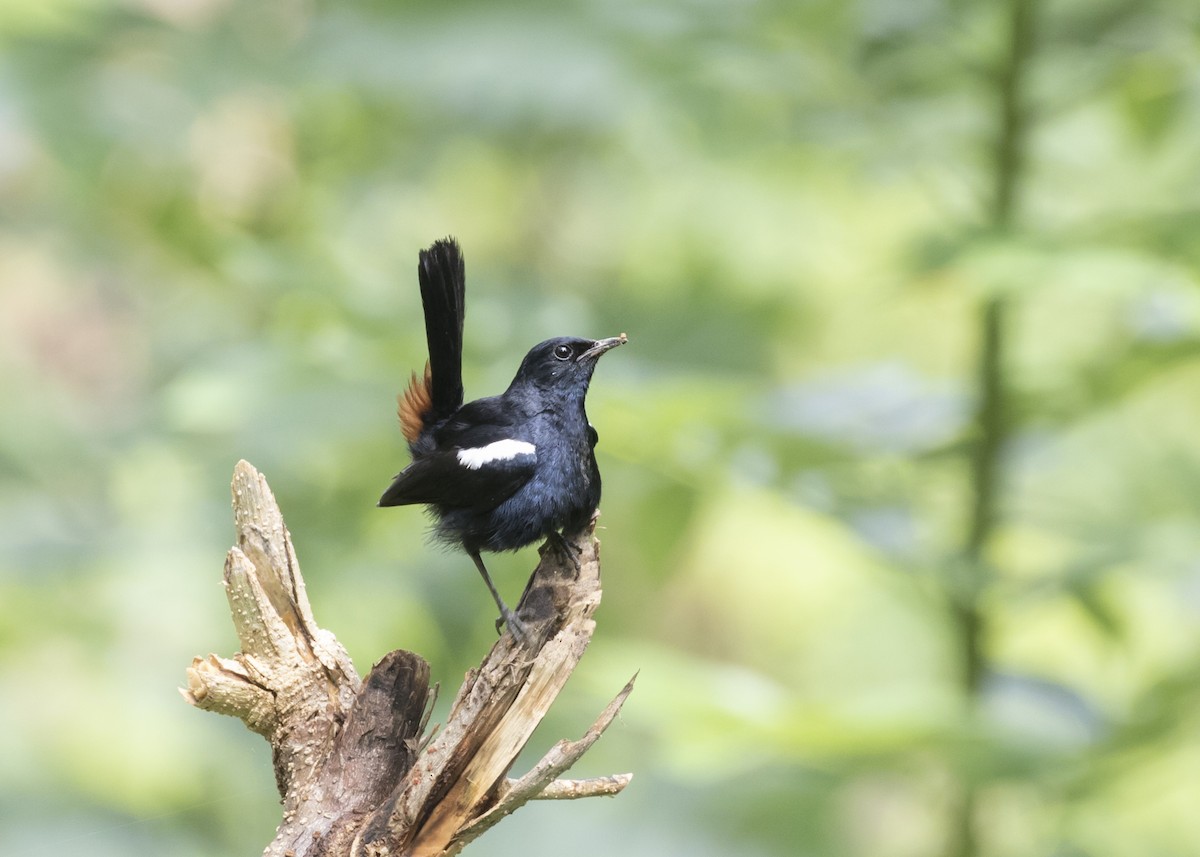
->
xmin=579 ymin=333 xmax=628 ymax=361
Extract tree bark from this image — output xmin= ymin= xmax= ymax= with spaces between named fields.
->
xmin=182 ymin=460 xmax=633 ymax=856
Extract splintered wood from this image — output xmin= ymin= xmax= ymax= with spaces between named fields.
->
xmin=182 ymin=460 xmax=633 ymax=857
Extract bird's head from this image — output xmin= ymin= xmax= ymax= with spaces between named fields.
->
xmin=509 ymin=333 xmax=627 ymax=398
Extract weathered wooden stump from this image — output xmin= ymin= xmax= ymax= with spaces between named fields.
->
xmin=182 ymin=460 xmax=633 ymax=856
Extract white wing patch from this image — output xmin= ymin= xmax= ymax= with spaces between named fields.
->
xmin=456 ymin=439 xmax=536 ymax=470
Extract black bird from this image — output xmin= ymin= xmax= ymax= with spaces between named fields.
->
xmin=378 ymin=237 xmax=626 ymax=640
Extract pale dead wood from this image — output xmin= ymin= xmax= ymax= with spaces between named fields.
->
xmin=531 ymin=774 xmax=634 ymax=800
xmin=451 ymin=675 xmax=638 ymax=852
xmin=183 ymin=460 xmax=632 ymax=857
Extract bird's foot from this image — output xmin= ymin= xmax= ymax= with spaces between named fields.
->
xmin=547 ymin=530 xmax=582 ymax=572
xmin=495 ymin=607 xmax=532 ymax=646
xmin=470 ymin=549 xmax=533 ymax=645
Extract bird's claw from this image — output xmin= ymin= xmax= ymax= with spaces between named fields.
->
xmin=497 ymin=608 xmax=532 ymax=646
xmin=547 ymin=531 xmax=583 ymax=572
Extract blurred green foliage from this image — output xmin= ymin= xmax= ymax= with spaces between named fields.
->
xmin=3 ymin=0 xmax=1200 ymax=855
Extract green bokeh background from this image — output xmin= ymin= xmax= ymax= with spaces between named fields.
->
xmin=4 ymin=1 xmax=1200 ymax=855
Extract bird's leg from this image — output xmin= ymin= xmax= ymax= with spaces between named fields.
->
xmin=468 ymin=549 xmax=530 ymax=644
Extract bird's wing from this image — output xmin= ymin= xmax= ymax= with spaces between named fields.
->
xmin=379 ymin=400 xmax=537 ymax=510
xmin=377 ymin=440 xmax=536 ymax=510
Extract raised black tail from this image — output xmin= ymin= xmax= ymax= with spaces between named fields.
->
xmin=418 ymin=237 xmax=466 ymax=421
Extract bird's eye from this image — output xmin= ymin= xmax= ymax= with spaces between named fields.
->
xmin=553 ymin=344 xmax=573 ymax=361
